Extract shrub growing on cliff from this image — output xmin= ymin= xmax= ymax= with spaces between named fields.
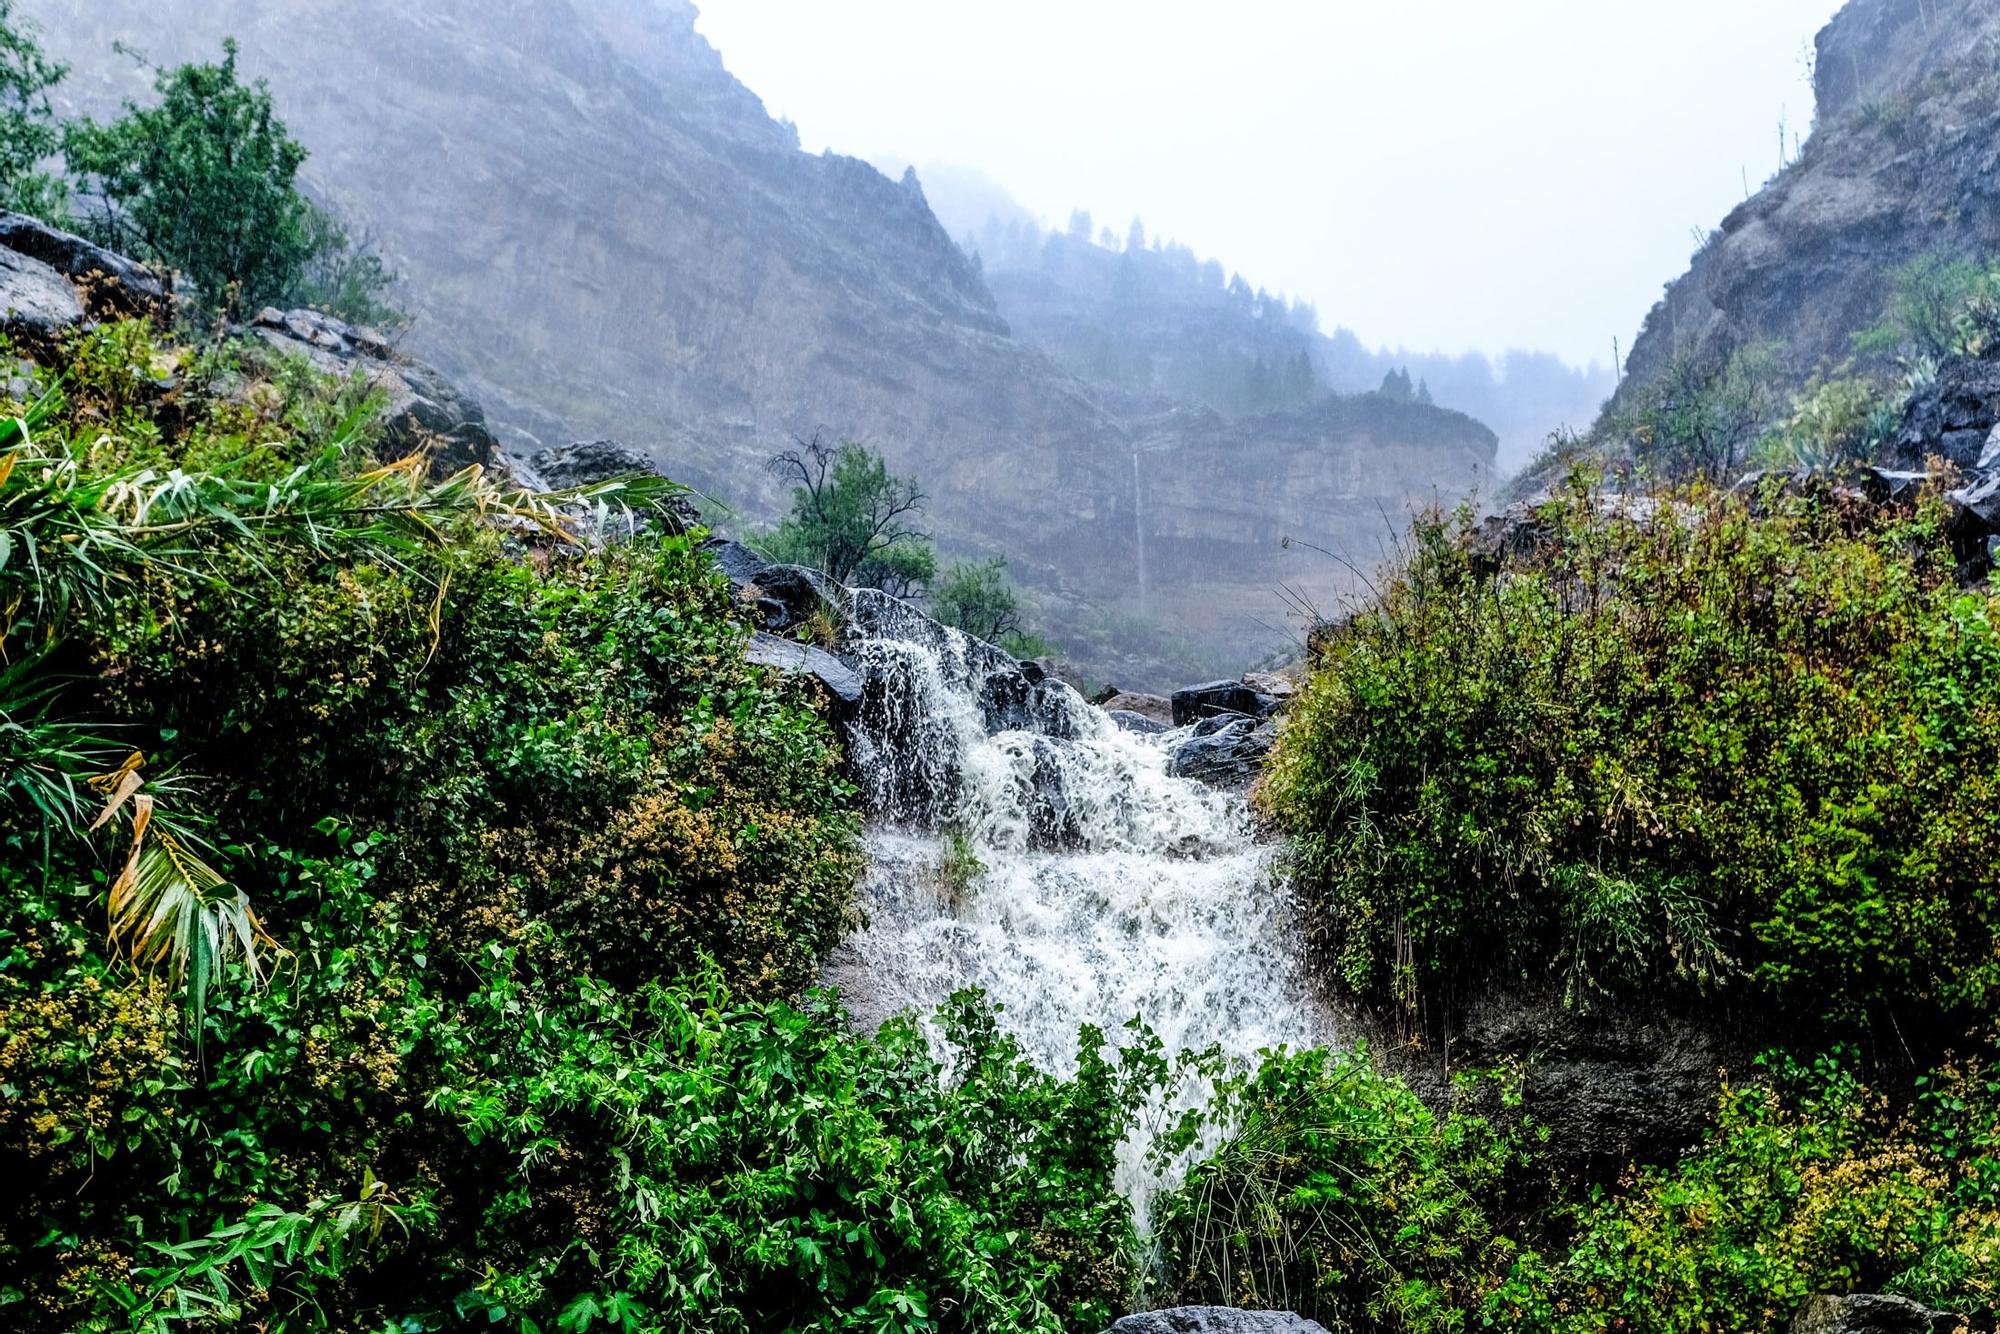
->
xmin=66 ymin=41 xmax=315 ymax=312
xmin=1262 ymin=471 xmax=2000 ymax=1029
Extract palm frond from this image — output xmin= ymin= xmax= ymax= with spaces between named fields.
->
xmin=92 ymin=754 xmax=282 ymax=1046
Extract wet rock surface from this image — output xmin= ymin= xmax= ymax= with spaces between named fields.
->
xmin=0 ymin=210 xmax=170 ymax=354
xmin=1788 ymin=1293 xmax=1969 ymax=1334
xmin=1171 ymin=679 xmax=1278 ymax=726
xmin=742 ymin=631 xmax=863 ymax=715
xmin=1167 ymin=717 xmax=1276 ymax=788
xmin=1104 ymin=1310 xmax=1329 ymax=1334
xmin=249 ymin=307 xmax=498 ymax=476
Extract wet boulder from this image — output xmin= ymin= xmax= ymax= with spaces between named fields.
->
xmin=1171 ymin=680 xmax=1276 ymax=726
xmin=1106 ymin=709 xmax=1169 ymax=735
xmin=1167 ymin=717 xmax=1275 ymax=787
xmin=1104 ymin=1310 xmax=1329 ymax=1334
xmin=1097 ymin=688 xmax=1173 ymax=724
xmin=1787 ymin=1293 xmax=1966 ymax=1333
xmin=742 ymin=631 xmax=862 ymax=715
xmin=249 ymin=307 xmax=498 ymax=476
xmin=529 ymin=439 xmax=655 ymax=487
xmin=0 ymin=210 xmax=171 ymax=356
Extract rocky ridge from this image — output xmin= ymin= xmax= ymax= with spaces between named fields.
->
xmin=25 ymin=0 xmax=1495 ymax=687
xmin=1612 ymin=0 xmax=2000 ymax=414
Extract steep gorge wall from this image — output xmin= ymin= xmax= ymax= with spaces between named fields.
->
xmin=28 ymin=0 xmax=1493 ymax=683
xmin=1614 ymin=0 xmax=2000 ymax=411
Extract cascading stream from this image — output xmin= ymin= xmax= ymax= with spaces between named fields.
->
xmin=823 ymin=589 xmax=1333 ymax=1211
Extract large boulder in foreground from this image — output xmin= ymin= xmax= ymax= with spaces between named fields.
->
xmin=1105 ymin=1310 xmax=1328 ymax=1334
xmin=1171 ymin=680 xmax=1277 ymax=726
xmin=0 ymin=210 xmax=170 ymax=355
xmin=250 ymin=307 xmax=498 ymax=477
xmin=1167 ymin=717 xmax=1275 ymax=788
xmin=1788 ymin=1293 xmax=1968 ymax=1333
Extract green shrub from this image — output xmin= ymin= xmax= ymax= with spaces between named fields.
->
xmin=1262 ymin=474 xmax=2000 ymax=1028
xmin=1489 ymin=1053 xmax=2000 ymax=1333
xmin=1148 ymin=1047 xmax=1535 ymax=1334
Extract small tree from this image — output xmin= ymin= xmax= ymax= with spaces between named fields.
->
xmin=0 ymin=1 xmax=66 ymax=220
xmin=932 ymin=557 xmax=1023 ymax=645
xmin=762 ymin=434 xmax=935 ymax=597
xmin=290 ymin=201 xmax=404 ymax=328
xmin=65 ymin=40 xmax=313 ymax=312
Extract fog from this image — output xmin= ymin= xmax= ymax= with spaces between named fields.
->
xmin=697 ymin=1 xmax=1844 ymax=368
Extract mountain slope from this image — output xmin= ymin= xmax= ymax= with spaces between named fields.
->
xmin=1614 ymin=0 xmax=2000 ymax=412
xmin=28 ymin=0 xmax=1495 ymax=683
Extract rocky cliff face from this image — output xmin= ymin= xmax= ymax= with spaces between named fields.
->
xmin=26 ymin=0 xmax=1493 ymax=685
xmin=1614 ymin=0 xmax=2000 ymax=410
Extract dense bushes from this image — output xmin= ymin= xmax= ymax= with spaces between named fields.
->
xmin=1148 ymin=1048 xmax=1535 ymax=1331
xmin=1263 ymin=474 xmax=2000 ymax=1029
xmin=0 ymin=319 xmax=1149 ymax=1331
xmin=1493 ymin=1053 xmax=2000 ymax=1332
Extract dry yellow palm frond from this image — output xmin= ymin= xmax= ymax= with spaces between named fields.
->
xmin=91 ymin=753 xmax=282 ymax=1046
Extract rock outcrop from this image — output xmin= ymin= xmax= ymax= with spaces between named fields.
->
xmin=0 ymin=210 xmax=169 ymax=354
xmin=1104 ymin=1310 xmax=1329 ymax=1334
xmin=1788 ymin=1293 xmax=1969 ymax=1334
xmin=249 ymin=307 xmax=497 ymax=476
xmin=1611 ymin=0 xmax=2000 ymax=416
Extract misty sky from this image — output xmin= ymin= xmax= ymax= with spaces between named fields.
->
xmin=696 ymin=1 xmax=1844 ymax=368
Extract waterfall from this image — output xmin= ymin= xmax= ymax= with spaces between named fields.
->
xmin=824 ymin=588 xmax=1332 ymax=1211
xmin=1132 ymin=451 xmax=1148 ymax=618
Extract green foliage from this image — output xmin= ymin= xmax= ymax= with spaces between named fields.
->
xmin=65 ymin=42 xmax=314 ymax=312
xmin=1149 ymin=1046 xmax=1535 ymax=1333
xmin=1489 ymin=1053 xmax=2000 ymax=1333
xmin=0 ymin=1 xmax=67 ymax=220
xmin=286 ymin=202 xmax=404 ymax=329
xmin=1854 ymin=251 xmax=1998 ymax=363
xmin=758 ymin=435 xmax=935 ymax=596
xmin=1618 ymin=343 xmax=1779 ymax=482
xmin=1263 ymin=475 xmax=2000 ymax=1028
xmin=933 ymin=556 xmax=1025 ymax=645
xmin=1759 ymin=369 xmax=1900 ymax=474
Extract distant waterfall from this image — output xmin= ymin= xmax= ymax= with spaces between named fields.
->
xmin=1132 ymin=451 xmax=1149 ymax=618
xmin=823 ymin=589 xmax=1330 ymax=1210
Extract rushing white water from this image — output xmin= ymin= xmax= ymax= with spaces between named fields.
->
xmin=823 ymin=589 xmax=1332 ymax=1207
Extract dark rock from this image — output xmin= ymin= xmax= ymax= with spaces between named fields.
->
xmin=702 ymin=537 xmax=774 ymax=589
xmin=249 ymin=307 xmax=498 ymax=477
xmin=0 ymin=244 xmax=85 ymax=350
xmin=1099 ymin=689 xmax=1173 ymax=724
xmin=746 ymin=564 xmax=840 ymax=634
xmin=742 ymin=631 xmax=862 ymax=714
xmin=0 ymin=211 xmax=170 ymax=355
xmin=1891 ymin=355 xmax=2000 ymax=470
xmin=1167 ymin=718 xmax=1275 ymax=787
xmin=979 ymin=666 xmax=1038 ymax=732
xmin=1374 ymin=987 xmax=1749 ymax=1181
xmin=1788 ymin=1293 xmax=1967 ymax=1334
xmin=1106 ymin=709 xmax=1168 ymax=736
xmin=528 ymin=439 xmax=657 ymax=489
xmin=1171 ymin=680 xmax=1274 ymax=727
xmin=1104 ymin=1309 xmax=1329 ymax=1334
xmin=1855 ymin=465 xmax=1932 ymax=505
